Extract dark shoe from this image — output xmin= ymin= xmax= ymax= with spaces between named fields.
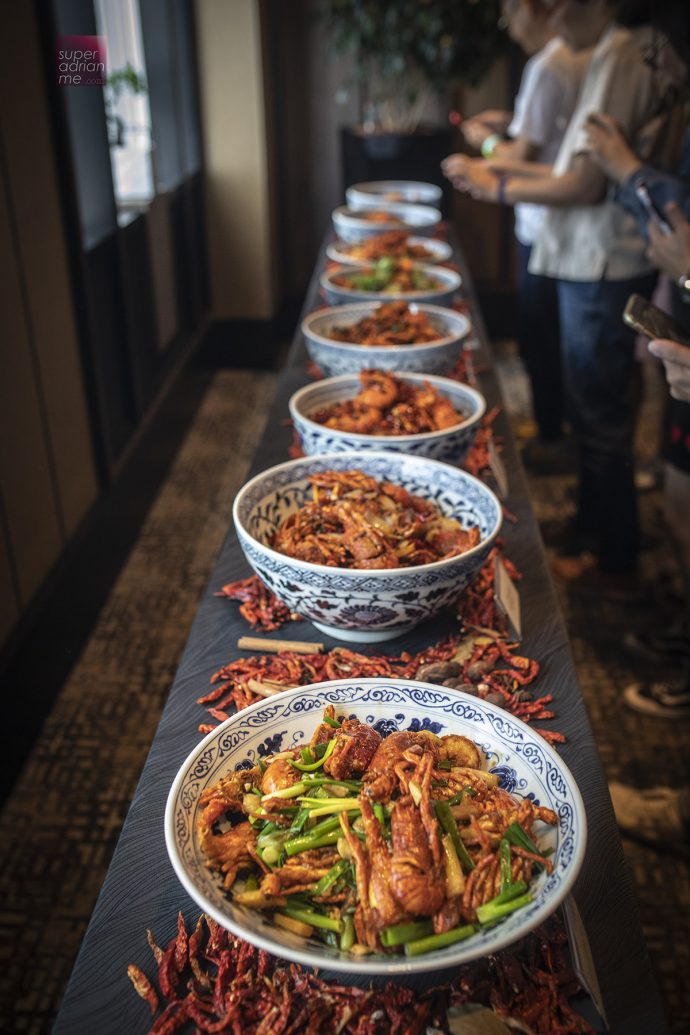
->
xmin=521 ymin=438 xmax=577 ymax=476
xmin=551 ymin=553 xmax=642 ymax=600
xmin=609 ymin=782 xmax=687 ymax=848
xmin=622 ymin=680 xmax=690 ymax=718
xmin=623 ymin=626 xmax=690 ymax=667
xmin=539 ymin=517 xmax=597 ymax=556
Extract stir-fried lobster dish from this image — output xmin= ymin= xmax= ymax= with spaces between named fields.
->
xmin=270 ymin=468 xmax=480 ymax=569
xmin=337 ymin=231 xmax=439 ymax=264
xmin=310 ymin=370 xmax=464 ymax=436
xmin=197 ymin=708 xmax=557 ymax=958
xmin=327 ymin=301 xmax=444 ymax=347
xmin=331 ymin=257 xmax=442 ymax=294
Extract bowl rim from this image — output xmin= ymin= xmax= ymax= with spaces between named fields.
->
xmin=326 ymin=237 xmax=453 ymax=266
xmin=288 ymin=372 xmax=486 ymax=444
xmin=347 ymin=178 xmax=443 ymax=199
xmin=332 ymin=203 xmax=442 ymax=227
xmin=164 ymin=677 xmax=588 ymax=976
xmin=301 ymin=302 xmax=470 ymax=353
xmin=232 ymin=450 xmax=502 ymax=578
xmin=319 ymin=264 xmax=462 ymax=304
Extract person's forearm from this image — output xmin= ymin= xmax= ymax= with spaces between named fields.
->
xmin=502 ymin=168 xmax=604 ymax=207
xmin=487 ymin=157 xmax=553 ymax=178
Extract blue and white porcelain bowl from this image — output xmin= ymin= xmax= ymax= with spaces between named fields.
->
xmin=326 ymin=236 xmax=452 ymax=266
xmin=289 ymin=373 xmax=486 ymax=465
xmin=346 ymin=179 xmax=443 ymax=211
xmin=165 ymin=678 xmax=587 ymax=976
xmin=302 ymin=303 xmax=471 ymax=377
xmin=232 ymin=452 xmax=501 ymax=642
xmin=332 ymin=203 xmax=441 ymax=243
xmin=321 ymin=263 xmax=461 ymax=307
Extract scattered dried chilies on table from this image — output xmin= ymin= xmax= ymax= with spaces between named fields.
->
xmin=127 ymin=912 xmax=595 ymax=1035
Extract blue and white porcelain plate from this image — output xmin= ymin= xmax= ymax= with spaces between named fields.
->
xmin=320 ymin=263 xmax=461 ymax=307
xmin=345 ymin=181 xmax=443 ymax=210
xmin=326 ymin=237 xmax=452 ymax=266
xmin=301 ymin=303 xmax=471 ymax=378
xmin=165 ymin=679 xmax=587 ymax=976
xmin=232 ymin=451 xmax=501 ymax=642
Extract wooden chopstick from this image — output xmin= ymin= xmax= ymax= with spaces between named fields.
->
xmin=238 ymin=636 xmax=324 ymax=655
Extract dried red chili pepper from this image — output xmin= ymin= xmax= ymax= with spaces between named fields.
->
xmin=174 ymin=912 xmax=188 ymax=973
xmin=127 ymin=963 xmax=159 ymax=1015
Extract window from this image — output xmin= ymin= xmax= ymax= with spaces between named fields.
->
xmin=94 ymin=0 xmax=154 ymax=215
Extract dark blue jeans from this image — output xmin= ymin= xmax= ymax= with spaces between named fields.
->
xmin=517 ymin=242 xmax=563 ymax=441
xmin=557 ymin=273 xmax=657 ymax=573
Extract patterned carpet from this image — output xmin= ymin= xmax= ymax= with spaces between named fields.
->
xmin=0 ymin=369 xmax=277 ymax=1035
xmin=495 ymin=342 xmax=690 ymax=1035
xmin=1 ymin=353 xmax=688 ymax=1034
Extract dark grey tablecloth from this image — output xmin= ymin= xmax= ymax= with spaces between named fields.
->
xmin=52 ymin=239 xmax=666 ymax=1035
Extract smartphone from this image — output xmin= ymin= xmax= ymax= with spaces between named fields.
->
xmin=623 ymin=294 xmax=690 ymax=347
xmin=635 ymin=181 xmax=672 ymax=235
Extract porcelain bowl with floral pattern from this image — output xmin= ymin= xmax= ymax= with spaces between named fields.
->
xmin=232 ymin=452 xmax=501 ymax=642
xmin=320 ymin=262 xmax=461 ymax=307
xmin=301 ymin=302 xmax=471 ymax=377
xmin=165 ymin=678 xmax=587 ymax=977
xmin=289 ymin=373 xmax=486 ymax=465
xmin=326 ymin=236 xmax=452 ymax=267
xmin=332 ymin=203 xmax=441 ymax=243
xmin=346 ymin=179 xmax=443 ymax=210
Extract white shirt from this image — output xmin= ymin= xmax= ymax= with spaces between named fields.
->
xmin=507 ymin=37 xmax=584 ymax=246
xmin=530 ymin=25 xmax=662 ymax=282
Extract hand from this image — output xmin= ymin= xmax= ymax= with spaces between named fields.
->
xmin=583 ymin=112 xmax=641 ymax=184
xmin=441 ymin=155 xmax=500 ymax=202
xmin=648 ymin=202 xmax=690 ymax=281
xmin=648 ymin=337 xmax=690 ymax=402
xmin=461 ymin=116 xmax=494 ymax=152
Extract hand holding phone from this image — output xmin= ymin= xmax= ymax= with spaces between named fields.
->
xmin=623 ymin=294 xmax=690 ymax=347
xmin=634 ymin=181 xmax=672 ymax=235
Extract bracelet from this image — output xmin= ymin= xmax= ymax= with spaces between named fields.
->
xmin=497 ymin=173 xmax=511 ymax=206
xmin=481 ymin=133 xmax=501 ymax=158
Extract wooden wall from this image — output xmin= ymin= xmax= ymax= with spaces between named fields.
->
xmin=0 ymin=2 xmax=98 ymax=648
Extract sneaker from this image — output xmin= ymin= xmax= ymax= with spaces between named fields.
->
xmin=551 ymin=553 xmax=642 ymax=600
xmin=623 ymin=624 xmax=690 ymax=666
xmin=633 ymin=458 xmax=662 ymax=493
xmin=622 ymin=680 xmax=690 ymax=717
xmin=608 ymin=782 xmax=686 ymax=846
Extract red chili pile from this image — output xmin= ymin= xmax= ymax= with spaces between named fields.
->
xmin=200 ymin=546 xmax=560 ymax=745
xmin=215 ymin=576 xmax=301 ymax=633
xmin=128 ymin=912 xmax=595 ymax=1034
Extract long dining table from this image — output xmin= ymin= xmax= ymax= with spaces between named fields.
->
xmin=52 ymin=232 xmax=667 ymax=1035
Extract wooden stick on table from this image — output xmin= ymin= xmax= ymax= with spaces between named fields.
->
xmin=237 ymin=636 xmax=324 ymax=655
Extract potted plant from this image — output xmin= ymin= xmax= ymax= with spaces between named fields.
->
xmin=319 ymin=0 xmax=507 ymax=198
xmin=321 ymin=0 xmax=506 ymax=132
xmin=105 ymin=62 xmax=148 ymax=148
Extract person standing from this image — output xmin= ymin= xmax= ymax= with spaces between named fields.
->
xmin=460 ymin=0 xmax=585 ymax=471
xmin=443 ymin=0 xmax=668 ymax=594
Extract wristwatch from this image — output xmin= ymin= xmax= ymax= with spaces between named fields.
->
xmin=678 ymin=270 xmax=690 ymax=300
